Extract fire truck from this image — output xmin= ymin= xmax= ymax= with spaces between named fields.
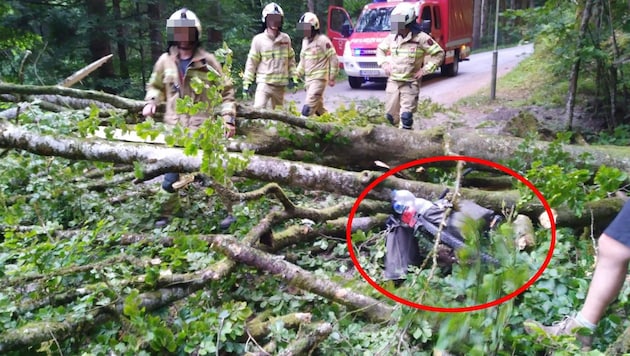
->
xmin=327 ymin=0 xmax=473 ymax=89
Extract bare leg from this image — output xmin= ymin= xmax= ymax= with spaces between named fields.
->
xmin=579 ymin=233 xmax=630 ymax=324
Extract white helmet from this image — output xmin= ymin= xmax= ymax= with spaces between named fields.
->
xmin=261 ymin=2 xmax=284 ymax=23
xmin=391 ymin=2 xmax=417 ymax=26
xmin=167 ymin=8 xmax=202 ymax=41
xmin=299 ymin=12 xmax=320 ymax=31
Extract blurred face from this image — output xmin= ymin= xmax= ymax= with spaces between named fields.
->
xmin=266 ymin=14 xmax=282 ymax=30
xmin=298 ymin=22 xmax=312 ymax=38
xmin=167 ymin=18 xmax=197 ymax=50
xmin=390 ymin=14 xmax=407 ymax=35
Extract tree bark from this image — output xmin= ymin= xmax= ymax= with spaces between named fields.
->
xmin=566 ymin=0 xmax=595 ymax=130
xmin=86 ymin=0 xmax=116 ymax=93
xmin=0 ymin=83 xmax=142 ymax=112
xmin=208 ymin=234 xmax=393 ymax=322
xmin=112 ymin=0 xmax=130 ymax=81
xmin=0 ymin=119 xmax=627 ymax=227
xmin=607 ymin=323 xmax=630 ymax=355
xmin=279 ymin=322 xmax=332 ymax=356
xmin=147 ymin=1 xmax=163 ymax=63
xmin=473 ymin=0 xmax=483 ymax=48
xmin=246 ymin=313 xmax=312 ymax=338
xmin=2 ymin=85 xmax=630 ymax=175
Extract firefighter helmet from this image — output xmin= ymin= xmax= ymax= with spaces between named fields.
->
xmin=391 ymin=2 xmax=417 ymax=26
xmin=261 ymin=2 xmax=284 ymax=23
xmin=299 ymin=12 xmax=320 ymax=31
xmin=167 ymin=8 xmax=202 ymax=42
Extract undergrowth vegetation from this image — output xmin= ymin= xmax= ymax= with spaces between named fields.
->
xmin=1 ymin=89 xmax=629 ymax=354
xmin=2 ymin=1 xmax=630 ymax=353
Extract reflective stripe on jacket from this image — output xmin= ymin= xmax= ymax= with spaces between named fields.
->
xmin=296 ymin=34 xmax=339 ymax=82
xmin=145 ymin=47 xmax=236 ymax=127
xmin=376 ymin=31 xmax=444 ymax=82
xmin=243 ymin=30 xmax=297 ymax=86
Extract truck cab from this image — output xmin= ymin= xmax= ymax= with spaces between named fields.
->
xmin=328 ymin=0 xmax=473 ymax=89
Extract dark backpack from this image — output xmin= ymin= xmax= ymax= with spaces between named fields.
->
xmin=383 ymin=216 xmax=422 ymax=281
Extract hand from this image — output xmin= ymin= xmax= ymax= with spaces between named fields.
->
xmin=381 ymin=62 xmax=392 ymax=76
xmin=328 ymin=78 xmax=336 ymax=87
xmin=413 ymin=68 xmax=425 ymax=80
xmin=142 ymin=102 xmax=156 ymax=117
xmin=242 ymin=84 xmax=253 ymax=99
xmin=288 ymin=76 xmax=300 ymax=90
xmin=223 ymin=115 xmax=236 ymax=138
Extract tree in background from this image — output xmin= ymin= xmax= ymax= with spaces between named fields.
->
xmin=1 ymin=0 xmax=628 ymax=129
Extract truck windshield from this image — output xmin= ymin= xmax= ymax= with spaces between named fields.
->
xmin=355 ymin=7 xmax=394 ymax=33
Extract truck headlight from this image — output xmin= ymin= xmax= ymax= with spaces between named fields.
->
xmin=343 ymin=41 xmax=351 ymax=57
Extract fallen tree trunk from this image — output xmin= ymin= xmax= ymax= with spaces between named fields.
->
xmin=607 ymin=323 xmax=630 ymax=355
xmin=279 ymin=322 xmax=332 ymax=356
xmin=208 ymin=234 xmax=393 ymax=322
xmin=1 ymin=85 xmax=630 ymax=173
xmin=0 ymin=83 xmax=143 ymax=112
xmin=234 ymin=106 xmax=630 ymax=174
xmin=246 ymin=312 xmax=312 ymax=338
xmin=0 ymin=119 xmax=623 ymax=228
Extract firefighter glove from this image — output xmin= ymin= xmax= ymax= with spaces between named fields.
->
xmin=287 ymin=76 xmax=300 ymax=89
xmin=242 ymin=84 xmax=253 ymax=99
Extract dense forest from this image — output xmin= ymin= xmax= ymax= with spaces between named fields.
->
xmin=1 ymin=0 xmax=630 ymax=355
xmin=0 ymin=0 xmax=548 ymax=99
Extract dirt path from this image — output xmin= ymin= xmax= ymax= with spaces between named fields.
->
xmin=285 ymin=44 xmax=534 ymax=112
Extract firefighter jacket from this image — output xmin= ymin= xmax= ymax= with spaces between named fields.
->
xmin=145 ymin=46 xmax=236 ymax=128
xmin=243 ymin=30 xmax=298 ymax=86
xmin=296 ymin=34 xmax=339 ymax=82
xmin=376 ymin=30 xmax=444 ymax=82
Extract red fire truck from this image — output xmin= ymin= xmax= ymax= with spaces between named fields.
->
xmin=327 ymin=0 xmax=473 ymax=89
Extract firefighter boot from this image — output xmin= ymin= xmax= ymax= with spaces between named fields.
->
xmin=401 ymin=112 xmax=414 ymax=130
xmin=386 ymin=113 xmax=396 ymax=126
xmin=162 ymin=172 xmax=180 ymax=193
xmin=301 ymin=104 xmax=311 ymax=117
xmin=154 ymin=192 xmax=183 ymax=228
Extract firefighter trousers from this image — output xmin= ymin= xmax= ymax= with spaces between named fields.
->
xmin=385 ymin=79 xmax=420 ymax=126
xmin=303 ymin=79 xmax=327 ymax=116
xmin=254 ymin=82 xmax=285 ymax=110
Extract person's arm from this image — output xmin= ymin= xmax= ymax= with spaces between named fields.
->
xmin=296 ymin=38 xmax=306 ymax=79
xmin=287 ymin=36 xmax=298 ymax=83
xmin=416 ymin=33 xmax=444 ymax=79
xmin=376 ymin=36 xmax=392 ymax=75
xmin=242 ymin=37 xmax=260 ymax=90
xmin=324 ymin=36 xmax=339 ymax=85
xmin=143 ymin=55 xmax=166 ymax=116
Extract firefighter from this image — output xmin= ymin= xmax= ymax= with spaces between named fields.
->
xmin=242 ymin=2 xmax=298 ymax=109
xmin=376 ymin=2 xmax=444 ymax=130
xmin=295 ymin=12 xmax=339 ymax=117
xmin=142 ymin=8 xmax=237 ymax=229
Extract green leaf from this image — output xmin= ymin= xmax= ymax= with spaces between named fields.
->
xmin=123 ymin=290 xmax=141 ymax=318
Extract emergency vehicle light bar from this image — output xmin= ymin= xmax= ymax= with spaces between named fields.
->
xmin=354 ymin=48 xmax=377 ymax=56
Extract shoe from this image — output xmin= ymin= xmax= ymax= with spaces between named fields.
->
xmin=155 ymin=216 xmax=170 ymax=228
xmin=172 ymin=174 xmax=196 ymax=190
xmin=219 ymin=214 xmax=236 ymax=230
xmin=524 ymin=315 xmax=593 ymax=351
